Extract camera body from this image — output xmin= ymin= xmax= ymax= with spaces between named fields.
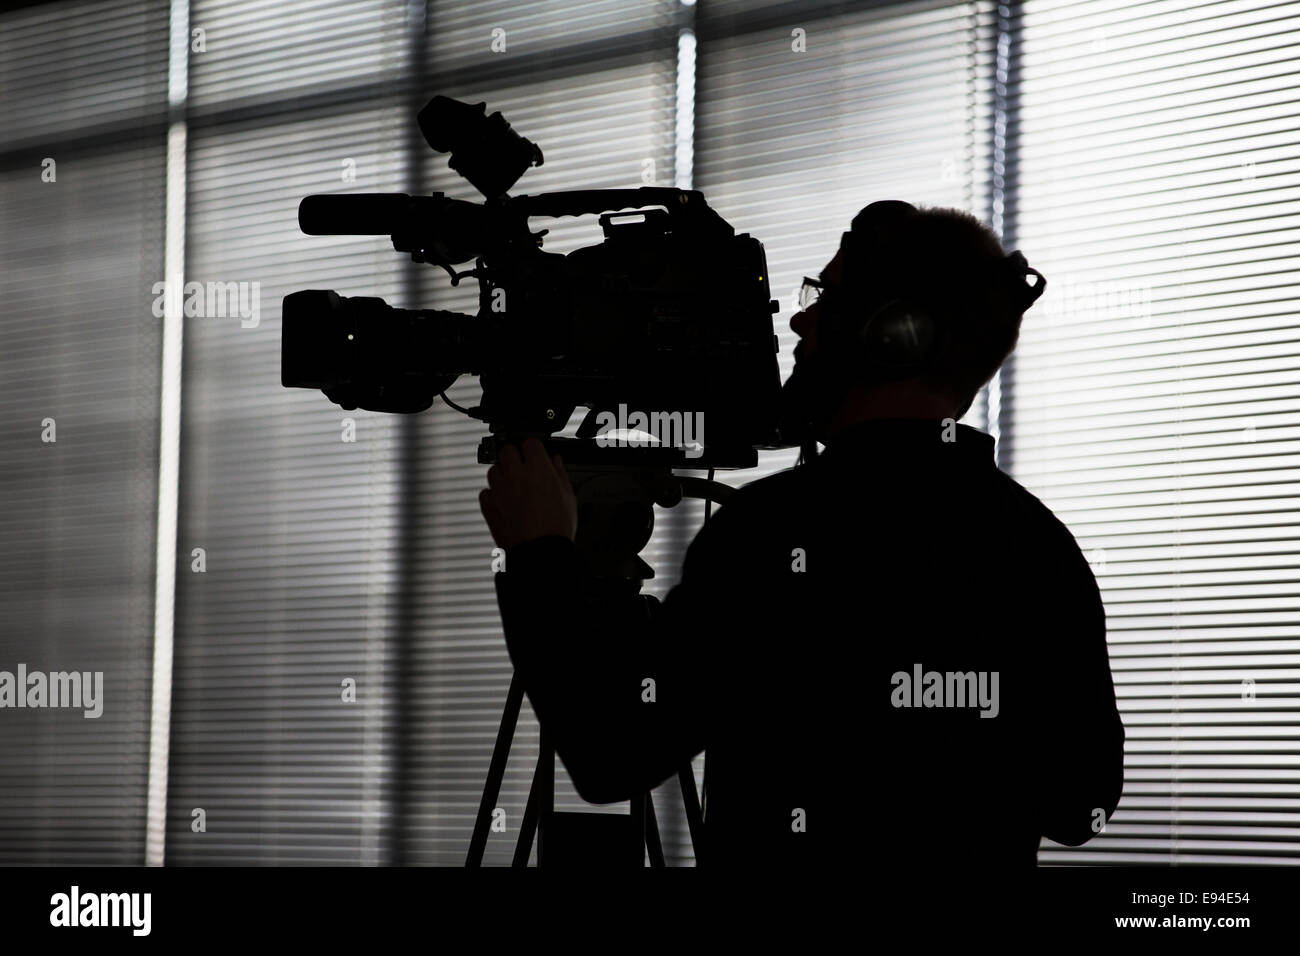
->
xmin=282 ymin=96 xmax=787 ymax=467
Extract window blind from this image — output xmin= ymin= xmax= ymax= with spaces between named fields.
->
xmin=1009 ymin=0 xmax=1300 ymax=864
xmin=408 ymin=1 xmax=684 ymax=865
xmin=600 ymin=0 xmax=995 ymax=863
xmin=0 ymin=0 xmax=168 ymax=864
xmin=166 ymin=0 xmax=414 ymax=864
xmin=694 ymin=0 xmax=998 ymax=487
xmin=405 ymin=0 xmax=999 ymax=866
xmin=13 ymin=0 xmax=1295 ymax=871
xmin=163 ymin=0 xmax=685 ymax=867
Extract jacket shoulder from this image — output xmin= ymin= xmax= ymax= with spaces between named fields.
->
xmin=994 ymin=470 xmax=1083 ymax=542
xmin=992 ymin=470 xmax=1100 ymax=589
xmin=678 ymin=465 xmax=804 ymax=561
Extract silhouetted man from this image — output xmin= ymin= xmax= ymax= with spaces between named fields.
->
xmin=480 ymin=200 xmax=1125 ymax=869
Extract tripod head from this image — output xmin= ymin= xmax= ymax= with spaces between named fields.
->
xmin=478 ymin=433 xmax=738 ymax=583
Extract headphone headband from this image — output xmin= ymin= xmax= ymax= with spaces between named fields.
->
xmin=849 ymin=200 xmax=1047 ymax=314
xmin=850 ymin=199 xmax=918 ymax=234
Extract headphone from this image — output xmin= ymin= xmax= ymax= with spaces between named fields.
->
xmin=819 ymin=199 xmax=1047 ymax=381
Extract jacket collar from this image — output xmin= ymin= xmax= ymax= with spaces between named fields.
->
xmin=818 ymin=417 xmax=996 ymax=466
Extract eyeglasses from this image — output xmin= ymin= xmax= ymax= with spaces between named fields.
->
xmin=798 ymin=276 xmax=827 ymax=311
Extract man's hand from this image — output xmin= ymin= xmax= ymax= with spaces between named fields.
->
xmin=479 ymin=437 xmax=578 ymax=552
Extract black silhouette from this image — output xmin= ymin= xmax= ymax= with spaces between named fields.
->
xmin=489 ymin=201 xmax=1126 ymax=868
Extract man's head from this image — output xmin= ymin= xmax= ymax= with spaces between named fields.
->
xmin=783 ymin=202 xmax=1043 ymax=442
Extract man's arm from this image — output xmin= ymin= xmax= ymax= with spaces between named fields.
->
xmin=1030 ymin=535 xmax=1126 ymax=847
xmin=481 ymin=439 xmax=743 ymax=805
xmin=494 ymin=508 xmax=736 ymax=804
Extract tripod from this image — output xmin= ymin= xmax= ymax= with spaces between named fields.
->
xmin=466 ymin=437 xmax=735 ymax=866
xmin=464 ymin=669 xmax=707 ymax=867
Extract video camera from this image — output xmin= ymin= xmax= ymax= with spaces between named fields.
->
xmin=281 ymin=94 xmax=787 ymax=473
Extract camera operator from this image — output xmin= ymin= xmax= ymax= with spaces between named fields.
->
xmin=480 ymin=200 xmax=1125 ymax=869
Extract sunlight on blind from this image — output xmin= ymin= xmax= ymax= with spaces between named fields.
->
xmin=1011 ymin=0 xmax=1300 ymax=865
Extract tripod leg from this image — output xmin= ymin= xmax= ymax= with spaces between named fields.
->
xmin=644 ymin=792 xmax=665 ymax=867
xmin=537 ymin=728 xmax=554 ymax=867
xmin=513 ymin=755 xmax=542 ymax=867
xmin=514 ymin=736 xmax=555 ymax=867
xmin=466 ymin=673 xmax=525 ymax=866
xmin=678 ymin=762 xmax=706 ymax=866
xmin=630 ymin=793 xmax=647 ymax=866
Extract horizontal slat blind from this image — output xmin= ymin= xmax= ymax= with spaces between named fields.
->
xmin=0 ymin=0 xmax=167 ymax=863
xmin=0 ymin=0 xmax=168 ymax=148
xmin=166 ymin=0 xmax=412 ymax=864
xmin=653 ymin=0 xmax=997 ymax=865
xmin=694 ymin=0 xmax=997 ymax=483
xmin=187 ymin=0 xmax=399 ymax=107
xmin=409 ymin=9 xmax=681 ymax=863
xmin=428 ymin=0 xmax=673 ymax=61
xmin=1009 ymin=0 xmax=1300 ymax=864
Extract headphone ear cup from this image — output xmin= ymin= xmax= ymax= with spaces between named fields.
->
xmin=859 ymin=300 xmax=936 ymax=368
